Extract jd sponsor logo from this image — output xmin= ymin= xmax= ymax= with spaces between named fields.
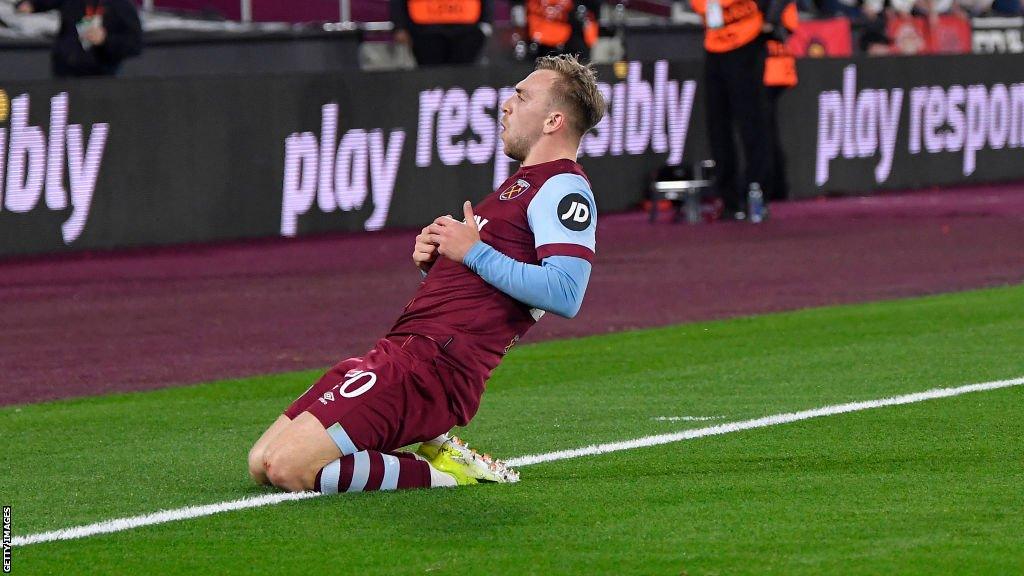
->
xmin=557 ymin=193 xmax=591 ymax=231
xmin=281 ymin=104 xmax=405 ymax=236
xmin=0 ymin=91 xmax=108 ymax=244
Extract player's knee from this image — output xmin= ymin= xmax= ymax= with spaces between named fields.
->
xmin=263 ymin=448 xmax=313 ymax=492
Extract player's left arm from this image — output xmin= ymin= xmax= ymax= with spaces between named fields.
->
xmin=464 ymin=246 xmax=591 ymax=318
xmin=461 ymin=174 xmax=596 ymax=318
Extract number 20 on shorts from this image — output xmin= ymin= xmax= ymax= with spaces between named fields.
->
xmin=319 ymin=370 xmax=377 ymax=404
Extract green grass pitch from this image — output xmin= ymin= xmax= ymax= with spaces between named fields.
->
xmin=2 ymin=285 xmax=1023 ymax=574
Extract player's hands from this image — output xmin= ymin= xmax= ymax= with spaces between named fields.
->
xmin=425 ymin=201 xmax=480 ymax=264
xmin=17 ymin=1 xmax=34 ymax=13
xmin=412 ymin=219 xmax=445 ymax=273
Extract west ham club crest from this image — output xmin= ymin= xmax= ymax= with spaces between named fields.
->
xmin=500 ymin=179 xmax=531 ymax=201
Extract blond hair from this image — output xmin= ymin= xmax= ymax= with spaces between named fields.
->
xmin=534 ymin=54 xmax=606 ymax=137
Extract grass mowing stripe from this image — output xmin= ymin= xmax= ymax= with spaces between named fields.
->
xmin=12 ymin=374 xmax=1023 ymax=548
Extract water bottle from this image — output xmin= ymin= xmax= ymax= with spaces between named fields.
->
xmin=748 ymin=182 xmax=765 ymax=224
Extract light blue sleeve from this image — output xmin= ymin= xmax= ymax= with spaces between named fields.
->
xmin=527 ymin=173 xmax=596 ymax=261
xmin=463 ymin=243 xmax=592 ymax=319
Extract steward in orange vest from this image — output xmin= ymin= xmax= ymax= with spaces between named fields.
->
xmin=691 ymin=0 xmax=789 ymax=219
xmin=763 ymin=2 xmax=798 ymax=88
xmin=391 ymin=0 xmax=494 ymax=66
xmin=690 ymin=0 xmax=764 ymax=53
xmin=513 ymin=0 xmax=601 ymax=60
xmin=763 ymin=2 xmax=798 ymax=200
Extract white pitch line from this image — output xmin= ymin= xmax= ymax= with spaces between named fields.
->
xmin=12 ymin=376 xmax=1024 ymax=547
xmin=506 ymin=377 xmax=1024 ymax=467
xmin=12 ymin=492 xmax=320 ymax=547
xmin=651 ymin=416 xmax=725 ymax=422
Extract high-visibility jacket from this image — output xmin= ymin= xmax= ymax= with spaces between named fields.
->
xmin=764 ymin=3 xmax=798 ymax=87
xmin=408 ymin=0 xmax=481 ymax=25
xmin=527 ymin=0 xmax=598 ymax=48
xmin=691 ymin=0 xmax=764 ymax=53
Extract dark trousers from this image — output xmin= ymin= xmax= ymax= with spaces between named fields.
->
xmin=410 ymin=25 xmax=486 ymax=66
xmin=765 ymin=86 xmax=789 ymax=201
xmin=704 ymin=38 xmax=772 ymax=213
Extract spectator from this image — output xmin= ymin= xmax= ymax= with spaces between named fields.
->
xmin=16 ymin=0 xmax=142 ymax=78
xmin=860 ymin=0 xmax=893 ymax=54
xmin=391 ymin=0 xmax=494 ymax=66
xmin=513 ymin=0 xmax=601 ymax=61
